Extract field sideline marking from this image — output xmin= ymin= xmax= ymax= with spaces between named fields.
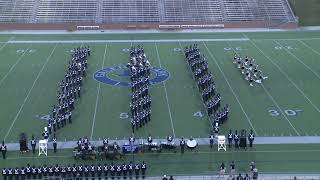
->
xmin=90 ymin=43 xmax=108 ymax=140
xmin=178 ymin=42 xmax=214 ymax=129
xmin=245 ymin=36 xmax=320 ymax=114
xmin=8 ymin=38 xmax=249 ymax=44
xmin=5 ymin=149 xmax=320 ymax=160
xmin=0 ymin=44 xmax=33 ymax=87
xmin=274 ymin=40 xmax=320 ymax=81
xmin=4 ymin=44 xmax=58 ymax=141
xmin=298 ymin=40 xmax=320 ymax=58
xmin=154 ymin=42 xmax=176 ymax=138
xmin=254 ymin=38 xmax=320 ymax=41
xmin=203 ymin=42 xmax=258 ymax=135
xmin=226 ymin=41 xmax=300 ymax=136
xmin=0 ymin=37 xmax=13 ymax=52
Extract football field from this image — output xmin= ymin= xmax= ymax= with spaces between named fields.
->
xmin=1 ymin=30 xmax=320 ymax=143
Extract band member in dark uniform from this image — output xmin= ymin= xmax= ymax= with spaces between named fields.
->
xmin=116 ymin=164 xmax=122 ymax=179
xmin=141 ymin=162 xmax=147 ymax=179
xmin=228 ymin=130 xmax=233 ymax=148
xmin=128 ymin=162 xmax=133 ymax=179
xmin=2 ymin=168 xmax=7 ymax=180
xmin=248 ymin=130 xmax=255 ymax=147
xmin=209 ymin=133 xmax=214 ymax=148
xmin=122 ymin=163 xmax=128 ymax=179
xmin=84 ymin=165 xmax=89 ymax=180
xmin=110 ymin=163 xmax=115 ymax=179
xmin=103 ymin=164 xmax=109 ymax=180
xmin=234 ymin=130 xmax=239 ymax=149
xmin=7 ymin=168 xmax=12 ymax=180
xmin=20 ymin=167 xmax=26 ymax=180
xmin=134 ymin=163 xmax=140 ymax=179
xmin=31 ymin=166 xmax=37 ymax=179
xmin=97 ymin=164 xmax=102 ymax=180
xmin=37 ymin=166 xmax=42 ymax=180
xmin=26 ymin=164 xmax=31 ymax=179
xmin=90 ymin=164 xmax=95 ymax=180
xmin=1 ymin=141 xmax=7 ymax=159
xmin=180 ymin=137 xmax=185 ymax=154
xmin=53 ymin=134 xmax=57 ymax=153
xmin=14 ymin=167 xmax=20 ymax=180
xmin=72 ymin=165 xmax=77 ymax=179
xmin=30 ymin=136 xmax=36 ymax=154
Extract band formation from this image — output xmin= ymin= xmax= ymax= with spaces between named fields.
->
xmin=44 ymin=46 xmax=91 ymax=139
xmin=127 ymin=45 xmax=152 ymax=133
xmin=183 ymin=44 xmax=229 ymax=136
xmin=233 ymin=54 xmax=268 ymax=86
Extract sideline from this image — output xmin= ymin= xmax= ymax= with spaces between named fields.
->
xmin=5 ymin=136 xmax=320 ymax=151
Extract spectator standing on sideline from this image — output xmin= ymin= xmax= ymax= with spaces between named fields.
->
xmin=169 ymin=175 xmax=174 ymax=180
xmin=219 ymin=162 xmax=225 ymax=178
xmin=162 ymin=175 xmax=168 ymax=180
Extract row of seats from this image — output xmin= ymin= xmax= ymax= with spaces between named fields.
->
xmin=101 ymin=0 xmax=160 ymax=22
xmin=0 ymin=0 xmax=296 ymax=23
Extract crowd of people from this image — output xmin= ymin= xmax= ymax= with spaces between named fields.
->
xmin=42 ymin=46 xmax=91 ymax=140
xmin=233 ymin=54 xmax=268 ymax=87
xmin=184 ymin=44 xmax=229 ymax=135
xmin=76 ymin=137 xmax=96 ymax=154
xmin=127 ymin=45 xmax=152 ymax=133
xmin=227 ymin=129 xmax=255 ymax=149
xmin=2 ymin=161 xmax=147 ymax=180
xmin=219 ymin=161 xmax=258 ymax=180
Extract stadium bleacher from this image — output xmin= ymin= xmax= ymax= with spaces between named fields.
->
xmin=0 ymin=0 xmax=296 ymax=25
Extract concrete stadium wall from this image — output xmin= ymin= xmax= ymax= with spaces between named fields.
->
xmin=0 ymin=21 xmax=298 ymax=31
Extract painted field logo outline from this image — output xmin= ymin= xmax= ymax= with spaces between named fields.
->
xmin=94 ymin=65 xmax=170 ymax=87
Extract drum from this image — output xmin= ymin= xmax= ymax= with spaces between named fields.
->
xmin=186 ymin=140 xmax=197 ymax=149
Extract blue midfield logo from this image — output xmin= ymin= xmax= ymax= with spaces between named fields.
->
xmin=94 ymin=65 xmax=170 ymax=87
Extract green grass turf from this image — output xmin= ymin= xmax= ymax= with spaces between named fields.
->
xmin=1 ymin=30 xmax=320 ymax=173
xmin=289 ymin=0 xmax=320 ymax=26
xmin=2 ymin=144 xmax=320 ymax=175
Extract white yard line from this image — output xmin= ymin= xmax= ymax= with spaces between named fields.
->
xmin=90 ymin=43 xmax=108 ymax=140
xmin=298 ymin=40 xmax=320 ymax=57
xmin=154 ymin=42 xmax=176 ymax=138
xmin=255 ymin=37 xmax=320 ymax=41
xmin=227 ymin=42 xmax=300 ymax=136
xmin=274 ymin=40 xmax=320 ymax=81
xmin=261 ymin=84 xmax=300 ymax=136
xmin=0 ymin=44 xmax=33 ymax=87
xmin=0 ymin=36 xmax=14 ymax=51
xmin=203 ymin=42 xmax=258 ymax=135
xmin=178 ymin=42 xmax=214 ymax=129
xmin=4 ymin=44 xmax=58 ymax=141
xmin=8 ymin=38 xmax=249 ymax=44
xmin=246 ymin=37 xmax=320 ymax=114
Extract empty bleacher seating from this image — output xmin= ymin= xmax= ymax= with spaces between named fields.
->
xmin=0 ymin=0 xmax=297 ymax=24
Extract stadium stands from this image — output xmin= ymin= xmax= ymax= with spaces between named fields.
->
xmin=36 ymin=0 xmax=98 ymax=23
xmin=0 ymin=0 xmax=297 ymax=26
xmin=0 ymin=0 xmax=35 ymax=23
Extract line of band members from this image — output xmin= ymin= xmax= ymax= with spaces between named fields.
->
xmin=209 ymin=130 xmax=255 ymax=148
xmin=184 ymin=44 xmax=230 ymax=133
xmin=43 ymin=46 xmax=91 ymax=140
xmin=128 ymin=46 xmax=152 ymax=133
xmin=2 ymin=162 xmax=147 ymax=180
xmin=184 ymin=45 xmax=226 ymax=117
